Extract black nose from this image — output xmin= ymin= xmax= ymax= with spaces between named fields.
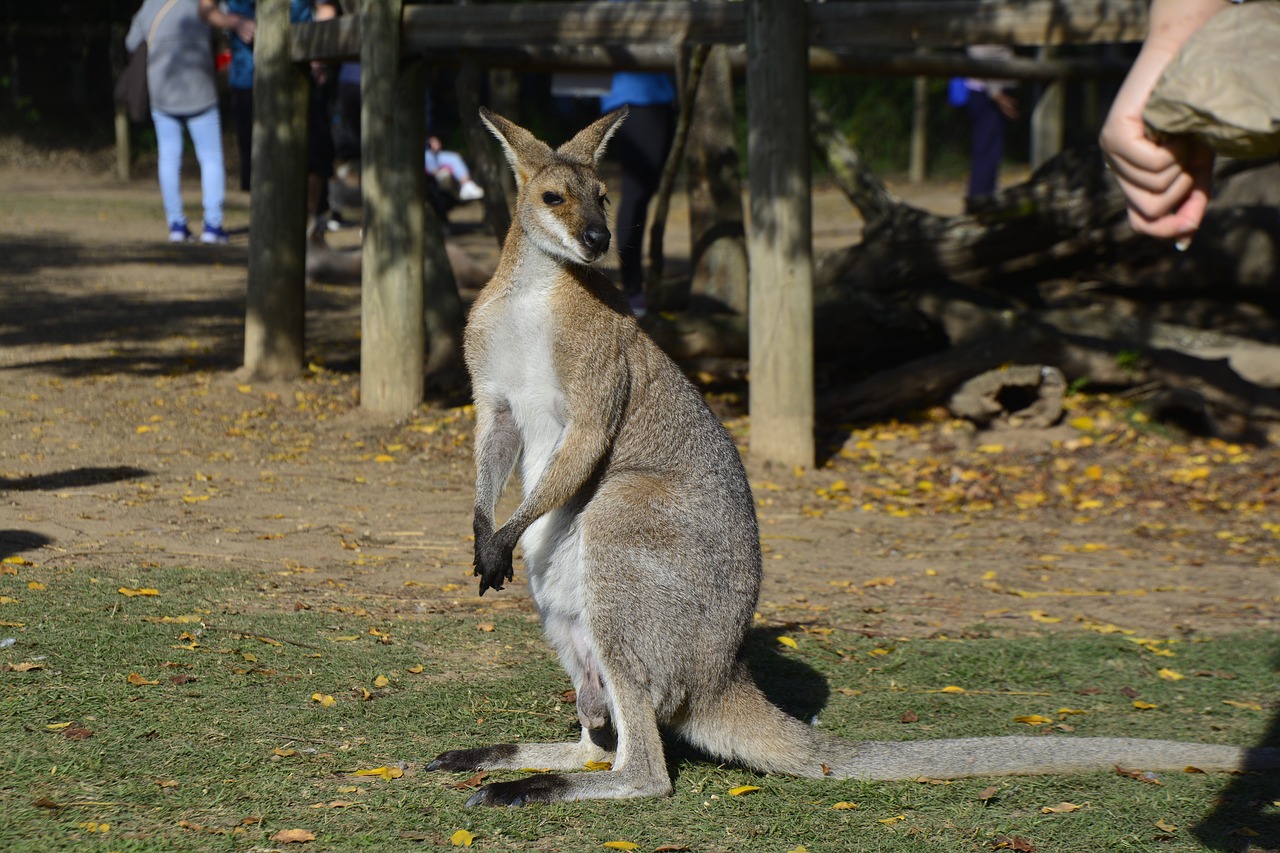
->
xmin=581 ymin=226 xmax=610 ymax=255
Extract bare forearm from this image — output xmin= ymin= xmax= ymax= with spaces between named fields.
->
xmin=198 ymin=0 xmax=254 ymax=42
xmin=1127 ymin=0 xmax=1231 ymax=97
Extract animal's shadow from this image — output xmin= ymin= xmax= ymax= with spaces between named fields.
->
xmin=1193 ymin=648 xmax=1280 ymax=851
xmin=662 ymin=626 xmax=830 ymax=772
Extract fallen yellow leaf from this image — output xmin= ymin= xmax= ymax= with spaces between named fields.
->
xmin=26 ymin=582 xmax=46 ymax=591
xmin=127 ymin=672 xmax=159 ymax=686
xmin=603 ymin=842 xmax=639 ymax=851
xmin=776 ymin=636 xmax=798 ymax=649
xmin=832 ymin=801 xmax=859 ymax=810
xmin=4 ymin=661 xmax=42 ymax=672
xmin=118 ymin=587 xmax=160 ymax=597
xmin=373 ymin=675 xmax=391 ymax=688
xmin=1157 ymin=668 xmax=1185 ymax=681
xmin=406 ymin=664 xmax=424 ymax=674
xmin=450 ymin=829 xmax=476 ymax=847
xmin=270 ymin=828 xmax=316 ymax=843
xmin=1041 ymin=802 xmax=1085 ymax=814
xmin=1155 ymin=819 xmax=1178 ymax=833
xmin=878 ymin=814 xmax=907 ymax=825
xmin=940 ymin=685 xmax=967 ymax=694
xmin=311 ymin=693 xmax=336 ymax=708
xmin=1014 ymin=715 xmax=1053 ymax=726
xmin=353 ymin=766 xmax=404 ymax=781
xmin=1223 ymin=699 xmax=1263 ymax=711
xmin=1132 ymin=700 xmax=1159 ymax=710
xmin=583 ymin=760 xmax=613 ymax=771
xmin=728 ymin=785 xmax=761 ymax=796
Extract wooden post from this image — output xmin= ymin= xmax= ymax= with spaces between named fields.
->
xmin=114 ymin=108 xmax=131 ymax=181
xmin=243 ymin=0 xmax=309 ymax=380
xmin=746 ymin=0 xmax=814 ymax=469
xmin=908 ymin=71 xmax=928 ymax=184
xmin=360 ymin=0 xmax=426 ymax=415
xmin=1030 ymin=48 xmax=1065 ymax=169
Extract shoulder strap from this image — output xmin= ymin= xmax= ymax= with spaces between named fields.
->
xmin=146 ymin=0 xmax=183 ymax=47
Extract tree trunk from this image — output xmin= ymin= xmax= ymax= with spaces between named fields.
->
xmin=457 ymin=59 xmax=512 ymax=249
xmin=686 ymin=45 xmax=749 ymax=316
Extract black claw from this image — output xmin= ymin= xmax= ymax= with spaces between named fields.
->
xmin=463 ymin=776 xmax=570 ymax=807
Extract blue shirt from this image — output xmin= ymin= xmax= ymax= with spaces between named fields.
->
xmin=601 ymin=72 xmax=676 ymax=112
xmin=226 ymin=0 xmax=319 ymax=90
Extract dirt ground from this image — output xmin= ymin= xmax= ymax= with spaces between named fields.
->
xmin=2 ymin=148 xmax=1278 ymax=643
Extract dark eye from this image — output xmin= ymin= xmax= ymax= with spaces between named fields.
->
xmin=542 ymin=191 xmax=564 ymax=206
xmin=600 ymin=193 xmax=611 ymax=207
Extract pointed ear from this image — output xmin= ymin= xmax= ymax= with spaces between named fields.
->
xmin=479 ymin=107 xmax=552 ymax=189
xmin=557 ymin=106 xmax=628 ymax=166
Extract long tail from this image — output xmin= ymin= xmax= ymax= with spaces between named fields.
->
xmin=679 ymin=676 xmax=1280 ymax=781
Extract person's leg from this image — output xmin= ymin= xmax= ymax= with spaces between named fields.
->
xmin=307 ymin=75 xmax=337 ymax=223
xmin=610 ymin=103 xmax=674 ymax=300
xmin=151 ymin=109 xmax=188 ymax=236
xmin=966 ymin=91 xmax=1004 ymax=199
xmin=435 ymin=150 xmax=471 ymax=183
xmin=186 ymin=105 xmax=226 ymax=234
xmin=334 ymin=81 xmax=362 ymax=164
xmin=231 ymin=87 xmax=253 ymax=192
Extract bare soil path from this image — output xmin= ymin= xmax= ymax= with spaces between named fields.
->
xmin=2 ymin=153 xmax=1277 ymax=642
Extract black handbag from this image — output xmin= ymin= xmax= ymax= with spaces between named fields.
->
xmin=114 ymin=42 xmax=150 ymax=123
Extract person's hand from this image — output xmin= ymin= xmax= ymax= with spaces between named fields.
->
xmin=1097 ymin=0 xmax=1230 ymax=243
xmin=993 ymin=90 xmax=1019 ymax=121
xmin=1100 ymin=90 xmax=1213 ymax=242
xmin=234 ymin=17 xmax=254 ymax=44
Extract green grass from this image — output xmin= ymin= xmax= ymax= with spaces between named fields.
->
xmin=1 ymin=563 xmax=1276 ymax=852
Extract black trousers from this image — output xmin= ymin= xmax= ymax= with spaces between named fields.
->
xmin=228 ymin=80 xmax=335 ymax=196
xmin=966 ymin=90 xmax=1005 ymax=199
xmin=610 ymin=102 xmax=675 ymax=297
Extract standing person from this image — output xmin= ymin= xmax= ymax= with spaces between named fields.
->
xmin=126 ymin=0 xmax=234 ymax=244
xmin=600 ymin=70 xmax=676 ymax=315
xmin=963 ymin=45 xmax=1020 ymax=205
xmin=1098 ymin=0 xmax=1230 ymax=242
xmin=202 ymin=0 xmax=337 ymax=230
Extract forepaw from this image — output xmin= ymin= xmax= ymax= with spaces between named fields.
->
xmin=474 ymin=534 xmax=515 ymax=595
xmin=464 ymin=775 xmax=572 ymax=808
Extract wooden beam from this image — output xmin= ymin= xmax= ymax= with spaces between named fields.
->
xmin=747 ymin=0 xmax=814 ymax=470
xmin=294 ymin=27 xmax=1132 ymax=82
xmin=243 ymin=0 xmax=309 ymax=381
xmin=360 ymin=0 xmax=426 ymax=416
xmin=292 ymin=0 xmax=1150 ymax=62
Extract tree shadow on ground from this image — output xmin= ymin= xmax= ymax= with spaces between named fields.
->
xmin=0 ymin=466 xmax=149 ymax=492
xmin=1 ymin=233 xmax=362 ymax=377
xmin=0 ymin=530 xmax=53 ymax=562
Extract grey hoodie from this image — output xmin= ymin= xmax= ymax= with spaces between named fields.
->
xmin=125 ymin=0 xmax=218 ymax=116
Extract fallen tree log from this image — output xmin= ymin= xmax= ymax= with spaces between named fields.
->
xmin=818 ymin=320 xmax=1280 ymax=439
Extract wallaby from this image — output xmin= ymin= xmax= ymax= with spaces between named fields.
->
xmin=427 ymin=109 xmax=1278 ymax=807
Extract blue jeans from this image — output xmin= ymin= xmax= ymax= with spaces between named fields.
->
xmin=425 ymin=149 xmax=471 ymax=183
xmin=151 ymin=105 xmax=225 ymax=230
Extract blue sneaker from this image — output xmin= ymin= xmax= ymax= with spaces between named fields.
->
xmin=200 ymin=222 xmax=229 ymax=245
xmin=168 ymin=222 xmax=193 ymax=243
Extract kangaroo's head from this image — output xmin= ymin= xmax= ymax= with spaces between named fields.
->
xmin=480 ymin=107 xmax=628 ymax=266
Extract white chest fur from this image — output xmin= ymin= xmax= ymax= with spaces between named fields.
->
xmin=473 ymin=281 xmax=567 ymax=496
